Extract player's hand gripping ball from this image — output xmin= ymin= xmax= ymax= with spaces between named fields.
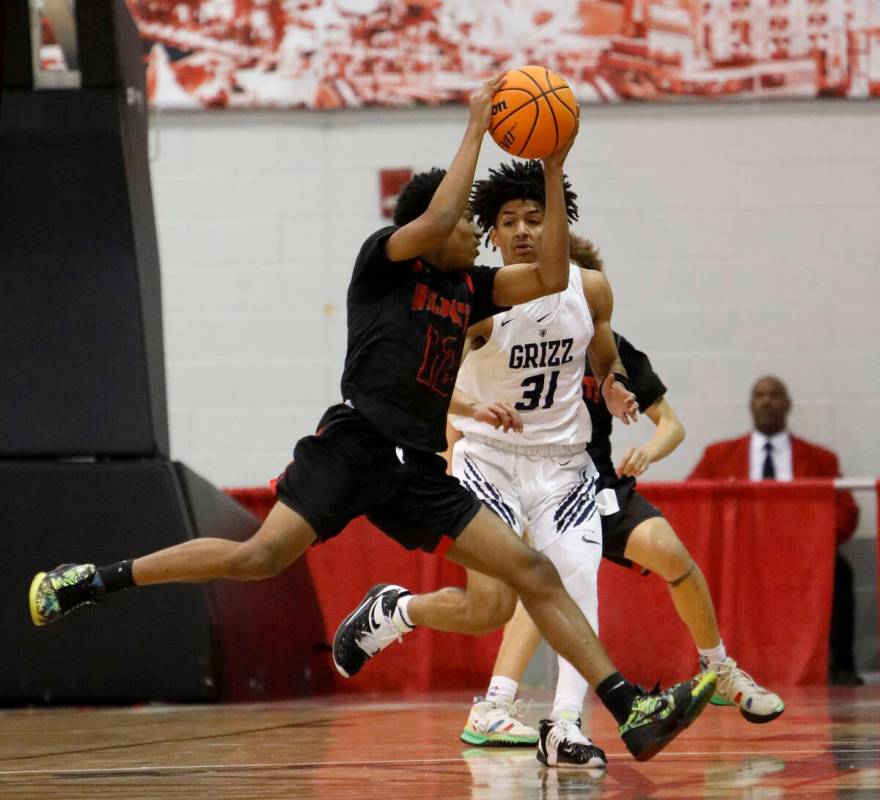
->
xmin=490 ymin=66 xmax=579 ymax=159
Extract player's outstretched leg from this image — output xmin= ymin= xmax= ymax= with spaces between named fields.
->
xmin=537 ymin=713 xmax=607 ymax=768
xmin=332 ymin=583 xmax=414 ymax=677
xmin=709 ymin=658 xmax=784 ymax=723
xmin=624 ymin=517 xmax=784 ymax=725
xmin=29 ymin=501 xmax=317 ymax=627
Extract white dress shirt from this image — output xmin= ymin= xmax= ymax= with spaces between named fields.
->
xmin=749 ymin=431 xmax=793 ymax=481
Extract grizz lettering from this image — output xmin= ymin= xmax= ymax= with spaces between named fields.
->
xmin=508 ymin=338 xmax=573 ymax=369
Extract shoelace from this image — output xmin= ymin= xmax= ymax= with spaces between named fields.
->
xmin=357 ymin=626 xmax=403 ymax=656
xmin=472 ymin=696 xmax=532 ymax=719
xmin=471 ymin=696 xmax=532 ymax=729
xmin=356 ymin=599 xmax=406 ymax=655
xmin=507 ymin=697 xmax=531 ymax=720
xmin=721 ymin=665 xmax=768 ymax=696
xmin=557 ymin=718 xmax=590 ymax=746
xmin=548 ymin=721 xmax=605 ymax=765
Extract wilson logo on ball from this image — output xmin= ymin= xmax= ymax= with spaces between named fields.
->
xmin=489 ymin=65 xmax=578 ymax=159
xmin=499 ymin=129 xmax=515 ymax=148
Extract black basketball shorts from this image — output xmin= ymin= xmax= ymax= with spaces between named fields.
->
xmin=600 ymin=476 xmax=665 ymax=571
xmin=275 ymin=404 xmax=482 ymax=553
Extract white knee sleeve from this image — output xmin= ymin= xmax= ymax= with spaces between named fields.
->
xmin=542 ymin=526 xmax=602 ymax=720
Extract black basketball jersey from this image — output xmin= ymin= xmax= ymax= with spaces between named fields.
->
xmin=341 ymin=226 xmax=506 ymax=452
xmin=582 ymin=332 xmax=667 ymax=483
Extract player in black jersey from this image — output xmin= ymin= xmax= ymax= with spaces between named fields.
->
xmin=459 ymin=202 xmax=783 ymax=730
xmin=28 ymin=79 xmax=714 ymax=763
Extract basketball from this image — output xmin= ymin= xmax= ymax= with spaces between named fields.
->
xmin=489 ymin=66 xmax=579 ymax=159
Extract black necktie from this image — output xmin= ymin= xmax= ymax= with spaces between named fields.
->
xmin=762 ymin=441 xmax=776 ymax=480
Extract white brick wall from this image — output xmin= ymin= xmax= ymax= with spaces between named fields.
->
xmin=149 ymin=100 xmax=879 ymax=541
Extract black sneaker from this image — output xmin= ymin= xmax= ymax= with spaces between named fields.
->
xmin=619 ymin=671 xmax=716 ymax=761
xmin=29 ymin=564 xmax=102 ymax=626
xmin=332 ymin=583 xmax=412 ymax=678
xmin=537 ymin=717 xmax=607 ymax=768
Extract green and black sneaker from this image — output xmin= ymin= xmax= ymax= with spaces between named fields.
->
xmin=619 ymin=671 xmax=716 ymax=762
xmin=29 ymin=564 xmax=101 ymax=626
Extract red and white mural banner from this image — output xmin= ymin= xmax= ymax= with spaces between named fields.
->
xmin=111 ymin=0 xmax=880 ymax=108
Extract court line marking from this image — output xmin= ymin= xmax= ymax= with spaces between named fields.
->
xmin=2 ymin=748 xmax=880 ymax=777
xmin=0 ymin=717 xmax=343 ymax=765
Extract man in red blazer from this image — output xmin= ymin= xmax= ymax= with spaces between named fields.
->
xmin=689 ymin=375 xmax=861 ymax=684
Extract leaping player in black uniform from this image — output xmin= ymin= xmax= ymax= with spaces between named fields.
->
xmin=28 ymin=76 xmax=714 ymax=763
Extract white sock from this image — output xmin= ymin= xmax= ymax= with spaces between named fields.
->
xmin=551 ymin=657 xmax=589 ymax=722
xmin=698 ymin=640 xmax=727 ymax=671
xmin=392 ymin=594 xmax=415 ymax=632
xmin=485 ymin=675 xmax=518 ymax=706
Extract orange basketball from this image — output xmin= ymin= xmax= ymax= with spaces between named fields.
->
xmin=489 ymin=66 xmax=579 ymax=159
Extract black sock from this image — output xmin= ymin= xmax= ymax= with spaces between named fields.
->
xmin=96 ymin=560 xmax=135 ymax=596
xmin=595 ymin=672 xmax=637 ymax=726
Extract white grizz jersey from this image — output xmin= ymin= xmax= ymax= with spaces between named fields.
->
xmin=453 ymin=263 xmax=593 ymax=450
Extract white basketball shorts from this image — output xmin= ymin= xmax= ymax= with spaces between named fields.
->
xmin=451 ymin=436 xmax=602 ymax=553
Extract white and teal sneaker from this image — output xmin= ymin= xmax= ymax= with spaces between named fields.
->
xmin=709 ymin=657 xmax=785 ymax=724
xmin=461 ymin=697 xmax=539 ymax=747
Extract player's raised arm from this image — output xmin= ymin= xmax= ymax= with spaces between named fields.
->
xmin=384 ymin=75 xmax=505 ymax=263
xmin=490 ymin=120 xmax=579 ymax=305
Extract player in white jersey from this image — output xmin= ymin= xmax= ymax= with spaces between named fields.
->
xmin=445 ymin=163 xmax=638 ymax=768
xmin=456 ymin=161 xmax=784 ymax=762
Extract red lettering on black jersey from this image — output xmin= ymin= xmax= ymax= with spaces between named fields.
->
xmin=411 ymin=283 xmax=429 ymax=311
xmin=582 ymin=376 xmax=600 ymax=405
xmin=417 ymin=324 xmax=458 ymax=396
xmin=448 ymin=301 xmax=462 ymax=326
xmin=410 ymin=283 xmax=471 ymax=328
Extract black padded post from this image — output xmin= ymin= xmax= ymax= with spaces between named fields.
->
xmin=0 ymin=0 xmax=168 ymax=457
xmin=0 ymin=0 xmax=33 ymax=89
xmin=1 ymin=460 xmax=218 ymax=702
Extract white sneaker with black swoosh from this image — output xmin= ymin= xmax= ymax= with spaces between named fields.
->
xmin=333 ymin=583 xmax=413 ymax=678
xmin=537 ymin=715 xmax=607 ymax=768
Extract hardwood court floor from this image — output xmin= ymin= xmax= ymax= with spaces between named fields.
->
xmin=1 ymin=686 xmax=878 ymax=798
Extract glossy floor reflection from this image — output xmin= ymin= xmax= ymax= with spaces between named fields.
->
xmin=1 ymin=686 xmax=878 ymax=798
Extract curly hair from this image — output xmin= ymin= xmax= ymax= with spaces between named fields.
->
xmin=392 ymin=168 xmax=446 ymax=227
xmin=470 ymin=160 xmax=579 ymax=236
xmin=569 ymin=234 xmax=604 ymax=272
